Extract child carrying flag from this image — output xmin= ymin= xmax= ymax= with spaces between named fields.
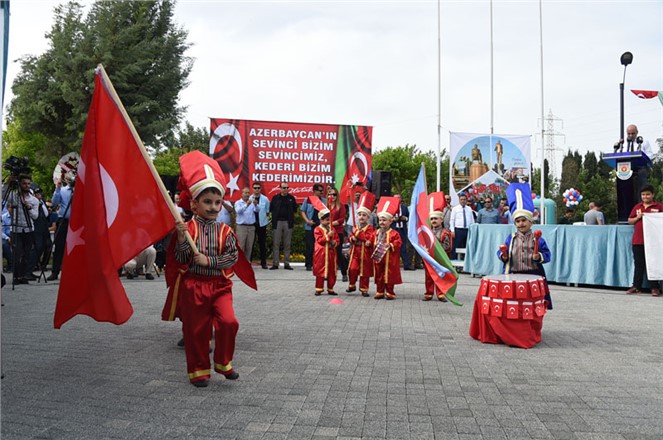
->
xmin=423 ymin=192 xmax=453 ymax=302
xmin=310 ymin=196 xmax=338 ymax=295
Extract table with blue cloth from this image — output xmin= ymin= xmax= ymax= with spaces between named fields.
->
xmin=464 ymin=224 xmax=635 ymax=288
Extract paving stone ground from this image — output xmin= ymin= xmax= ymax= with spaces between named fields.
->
xmin=2 ymin=266 xmax=662 ymax=439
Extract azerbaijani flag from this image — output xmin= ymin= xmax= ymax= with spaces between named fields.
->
xmin=408 ymin=164 xmax=461 ymax=305
xmin=334 ymin=125 xmax=373 ymax=203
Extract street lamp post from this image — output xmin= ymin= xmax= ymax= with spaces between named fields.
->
xmin=620 ymin=51 xmax=633 ymax=144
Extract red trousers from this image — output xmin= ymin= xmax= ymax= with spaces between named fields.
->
xmin=180 ymin=274 xmax=238 ymax=383
xmin=315 ymin=272 xmax=336 ymax=292
xmin=348 ymin=270 xmax=370 ymax=293
xmin=374 ymin=262 xmax=397 ymax=297
xmin=424 ymin=270 xmax=440 ymax=297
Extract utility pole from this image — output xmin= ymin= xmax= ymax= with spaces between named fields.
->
xmin=538 ymin=109 xmax=565 ymax=179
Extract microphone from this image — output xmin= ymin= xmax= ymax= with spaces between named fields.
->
xmin=636 ymin=136 xmax=643 ymax=151
xmin=614 ymin=139 xmax=624 ymax=153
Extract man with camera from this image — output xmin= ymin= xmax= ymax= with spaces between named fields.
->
xmin=7 ymin=174 xmax=39 ymax=284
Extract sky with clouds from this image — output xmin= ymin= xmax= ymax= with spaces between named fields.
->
xmin=4 ymin=1 xmax=663 ymax=177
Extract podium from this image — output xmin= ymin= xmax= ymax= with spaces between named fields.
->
xmin=601 ymin=151 xmax=652 ymax=222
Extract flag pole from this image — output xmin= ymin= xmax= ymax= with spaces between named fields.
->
xmin=538 ymin=0 xmax=546 ymax=224
xmin=96 ymin=64 xmax=199 ymax=252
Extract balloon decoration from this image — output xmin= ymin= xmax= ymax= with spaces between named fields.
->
xmin=562 ymin=188 xmax=583 ymax=208
xmin=531 ymin=193 xmax=541 ymax=200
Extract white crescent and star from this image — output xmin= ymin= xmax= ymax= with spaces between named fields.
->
xmin=349 ymin=152 xmax=368 ymax=183
xmin=65 ymin=157 xmax=120 ymax=255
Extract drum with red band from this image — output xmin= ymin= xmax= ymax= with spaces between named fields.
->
xmin=470 ymin=274 xmax=548 ymax=349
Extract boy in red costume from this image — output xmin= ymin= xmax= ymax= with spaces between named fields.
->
xmin=346 ymin=191 xmax=376 ymax=297
xmin=423 ymin=192 xmax=452 ymax=301
xmin=167 ymin=152 xmax=245 ymax=388
xmin=310 ymin=196 xmax=338 ymax=295
xmin=372 ymin=197 xmax=402 ymax=300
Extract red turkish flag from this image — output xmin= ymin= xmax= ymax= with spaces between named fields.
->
xmin=522 ymin=301 xmax=534 ymax=320
xmin=506 ymin=301 xmax=519 ymax=319
xmin=631 ymin=89 xmax=659 ymax=99
xmin=490 ymin=299 xmax=503 ymax=317
xmin=54 ymin=67 xmax=176 ymax=328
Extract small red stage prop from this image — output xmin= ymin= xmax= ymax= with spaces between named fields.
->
xmin=469 ymin=274 xmax=547 ymax=349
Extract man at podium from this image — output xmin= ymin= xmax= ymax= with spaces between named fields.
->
xmin=624 ymin=124 xmax=654 ymax=157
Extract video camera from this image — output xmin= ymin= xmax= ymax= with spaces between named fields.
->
xmin=4 ymin=156 xmax=31 ymax=176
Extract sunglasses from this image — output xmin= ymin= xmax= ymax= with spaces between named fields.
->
xmin=281 ymin=187 xmax=289 ymax=190
xmin=253 ymin=186 xmax=260 ymax=190
xmin=329 ymin=193 xmax=337 ymax=196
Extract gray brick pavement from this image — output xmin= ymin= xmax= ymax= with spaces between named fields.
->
xmin=2 ymin=267 xmax=663 ymax=439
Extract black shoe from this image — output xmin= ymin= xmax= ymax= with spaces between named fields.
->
xmin=269 ymin=265 xmax=278 ymax=270
xmin=145 ymin=273 xmax=155 ymax=280
xmin=192 ymin=379 xmax=209 ymax=388
xmin=342 ymin=275 xmax=348 ymax=282
xmin=327 ymin=291 xmax=338 ymax=295
xmin=284 ymin=265 xmax=293 ymax=270
xmin=306 ymin=267 xmax=312 ymax=271
xmin=177 ymin=338 xmax=185 ymax=348
xmin=361 ymin=292 xmax=369 ymax=297
xmin=315 ymin=292 xmax=322 ymax=296
xmin=403 ymin=267 xmax=414 ymax=271
xmin=262 ymin=265 xmax=269 ymax=269
xmin=126 ymin=273 xmax=135 ymax=279
xmin=224 ymin=371 xmax=239 ymax=380
xmin=46 ymin=273 xmax=58 ymax=281
xmin=346 ymin=287 xmax=356 ymax=293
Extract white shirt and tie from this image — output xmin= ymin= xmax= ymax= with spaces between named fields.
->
xmin=450 ymin=204 xmax=475 ymax=233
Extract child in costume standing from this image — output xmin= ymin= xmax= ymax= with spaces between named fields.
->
xmin=346 ymin=191 xmax=376 ymax=297
xmin=498 ymin=183 xmax=553 ymax=309
xmin=423 ymin=192 xmax=452 ymax=302
xmin=310 ymin=196 xmax=338 ymax=295
xmin=373 ymin=197 xmax=402 ymax=300
xmin=170 ymin=153 xmax=243 ymax=387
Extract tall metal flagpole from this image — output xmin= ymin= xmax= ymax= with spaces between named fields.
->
xmin=490 ymin=0 xmax=494 ymax=136
xmin=436 ymin=0 xmax=441 ymax=191
xmin=538 ymin=0 xmax=546 ymax=224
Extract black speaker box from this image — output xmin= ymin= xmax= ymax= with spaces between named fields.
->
xmin=371 ymin=170 xmax=392 ymax=197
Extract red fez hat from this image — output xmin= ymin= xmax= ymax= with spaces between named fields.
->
xmin=357 ymin=191 xmax=376 ymax=215
xmin=308 ymin=195 xmax=330 ymax=218
xmin=376 ymin=196 xmax=400 ymax=220
xmin=428 ymin=192 xmax=447 ymax=219
xmin=177 ymin=151 xmax=227 ymax=211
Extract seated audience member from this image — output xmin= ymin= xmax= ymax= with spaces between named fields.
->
xmin=124 ymin=245 xmax=158 ymax=280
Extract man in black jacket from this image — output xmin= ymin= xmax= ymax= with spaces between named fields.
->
xmin=269 ymin=183 xmax=298 ymax=270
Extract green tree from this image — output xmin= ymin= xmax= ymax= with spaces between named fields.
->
xmin=2 ymin=121 xmax=54 ymax=194
xmin=8 ymin=2 xmax=91 ymax=159
xmin=531 ymin=159 xmax=554 ymax=199
xmin=153 ymin=123 xmax=209 ymax=175
xmin=372 ymin=144 xmax=448 ymax=203
xmin=7 ymin=0 xmax=192 ymax=162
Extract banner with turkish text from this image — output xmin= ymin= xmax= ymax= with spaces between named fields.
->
xmin=209 ymin=119 xmax=372 ymax=202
